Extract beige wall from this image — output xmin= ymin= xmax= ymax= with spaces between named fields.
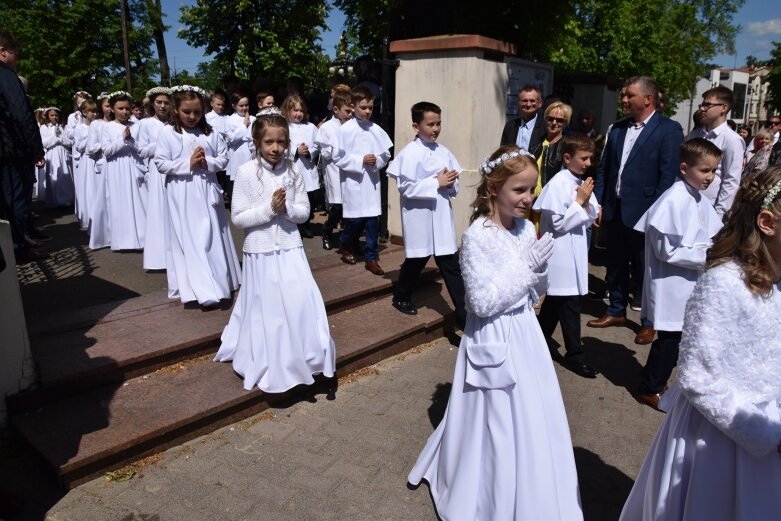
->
xmin=0 ymin=221 xmax=36 ymax=429
xmin=389 ymin=50 xmax=510 ymax=244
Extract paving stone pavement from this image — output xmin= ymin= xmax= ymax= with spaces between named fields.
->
xmin=5 ymin=206 xmax=668 ymax=521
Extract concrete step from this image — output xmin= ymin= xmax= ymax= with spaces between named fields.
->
xmin=9 ymin=245 xmax=430 ymax=414
xmin=11 ymin=281 xmax=455 ymax=488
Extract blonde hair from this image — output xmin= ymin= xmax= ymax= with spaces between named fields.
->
xmin=707 ymin=166 xmax=781 ymax=295
xmin=544 ymin=101 xmax=572 ymax=124
xmin=280 ymin=94 xmax=308 ymax=123
xmin=470 ymin=145 xmax=538 ymax=223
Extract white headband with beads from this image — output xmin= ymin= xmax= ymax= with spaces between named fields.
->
xmin=762 ymin=180 xmax=781 ymax=210
xmin=146 ymin=86 xmax=172 ymax=98
xmin=257 ymin=106 xmax=283 ymax=117
xmin=170 ymin=85 xmax=206 ymax=97
xmin=479 ymin=149 xmax=536 ymax=175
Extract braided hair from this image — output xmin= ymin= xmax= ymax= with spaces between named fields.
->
xmin=707 ymin=166 xmax=781 ymax=295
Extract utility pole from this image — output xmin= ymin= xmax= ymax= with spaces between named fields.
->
xmin=119 ymin=0 xmax=132 ymax=92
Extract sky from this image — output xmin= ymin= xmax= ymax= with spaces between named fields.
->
xmin=158 ymin=0 xmax=778 ymax=75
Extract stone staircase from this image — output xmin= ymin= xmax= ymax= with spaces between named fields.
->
xmin=8 ymin=244 xmax=455 ymax=488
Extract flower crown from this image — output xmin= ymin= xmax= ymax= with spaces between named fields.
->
xmin=257 ymin=106 xmax=283 ymax=118
xmin=762 ymin=180 xmax=781 ymax=210
xmin=479 ymin=149 xmax=536 ymax=175
xmin=171 ymin=85 xmax=206 ymax=97
xmin=108 ymin=90 xmax=132 ymax=102
xmin=146 ymin=86 xmax=172 ymax=98
xmin=96 ymin=92 xmax=110 ymax=101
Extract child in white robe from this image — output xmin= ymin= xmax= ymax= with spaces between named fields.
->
xmin=137 ymin=86 xmax=172 ymax=271
xmin=153 ymin=85 xmax=241 ymax=307
xmin=73 ymin=100 xmax=98 ymax=229
xmin=335 ymin=85 xmax=393 ymax=275
xmin=225 ymin=92 xmax=255 ymax=182
xmin=632 ymin=139 xmax=723 ymax=410
xmin=408 ymin=145 xmax=583 ymax=521
xmin=532 ymin=133 xmax=600 ymax=378
xmin=66 ymin=91 xmax=90 ymax=185
xmin=620 ymin=165 xmax=781 ymax=521
xmin=314 ymin=89 xmax=352 ymax=250
xmin=40 ymin=107 xmax=74 ymax=207
xmin=387 ymin=101 xmax=466 ymax=326
xmin=282 ymin=94 xmax=320 ymax=238
xmin=214 ymin=107 xmax=336 ymax=393
xmin=87 ymin=95 xmax=111 ymax=250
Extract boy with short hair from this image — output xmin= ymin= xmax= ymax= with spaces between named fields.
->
xmin=386 ymin=102 xmax=466 ymax=326
xmin=687 ymin=85 xmax=745 ymax=219
xmin=335 ymin=85 xmax=393 ymax=275
xmin=255 ymin=90 xmax=275 ymax=113
xmin=533 ymin=133 xmax=601 ymax=378
xmin=633 ymin=138 xmax=724 ymax=410
xmin=315 ymin=91 xmax=353 ymax=250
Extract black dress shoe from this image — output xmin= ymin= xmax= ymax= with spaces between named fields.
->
xmin=28 ymin=228 xmax=52 ymax=241
xmin=563 ymin=358 xmax=598 ymax=378
xmin=392 ymin=300 xmax=417 ymax=315
xmin=322 ymin=234 xmax=332 ymax=250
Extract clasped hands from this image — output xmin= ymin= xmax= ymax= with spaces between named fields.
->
xmin=271 ymin=188 xmax=286 ymax=214
xmin=190 ymin=146 xmax=207 ymax=170
xmin=437 ymin=168 xmax=459 ymax=188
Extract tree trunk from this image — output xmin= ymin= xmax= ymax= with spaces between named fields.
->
xmin=148 ymin=0 xmax=170 ymax=85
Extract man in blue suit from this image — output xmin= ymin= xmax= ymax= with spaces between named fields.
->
xmin=589 ymin=76 xmax=683 ymax=345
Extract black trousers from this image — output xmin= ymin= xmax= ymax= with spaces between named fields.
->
xmin=639 ymin=330 xmax=681 ymax=395
xmin=322 ymin=203 xmax=342 ymax=237
xmin=537 ymin=295 xmax=584 ymax=360
xmin=394 ymin=253 xmax=466 ymax=323
xmin=0 ymin=157 xmax=34 ymax=252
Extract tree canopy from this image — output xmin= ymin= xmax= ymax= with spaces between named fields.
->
xmin=764 ymin=42 xmax=781 ymax=115
xmin=0 ymin=0 xmax=158 ymax=111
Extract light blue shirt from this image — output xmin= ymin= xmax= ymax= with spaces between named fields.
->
xmin=515 ymin=114 xmax=537 ymax=152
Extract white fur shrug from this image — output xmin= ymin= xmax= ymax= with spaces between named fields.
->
xmin=460 ymin=216 xmax=547 ymax=318
xmin=678 ymin=260 xmax=781 ymax=456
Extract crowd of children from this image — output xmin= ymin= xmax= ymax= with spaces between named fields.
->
xmin=24 ymin=76 xmax=781 ymax=520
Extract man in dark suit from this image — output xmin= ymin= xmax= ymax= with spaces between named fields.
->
xmin=589 ymin=76 xmax=683 ymax=346
xmin=500 ymin=84 xmax=545 ymax=153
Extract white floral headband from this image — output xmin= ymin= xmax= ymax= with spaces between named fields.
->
xmin=108 ymin=90 xmax=132 ymax=102
xmin=146 ymin=86 xmax=172 ymax=98
xmin=257 ymin=106 xmax=283 ymax=118
xmin=96 ymin=92 xmax=109 ymax=101
xmin=479 ymin=149 xmax=536 ymax=175
xmin=171 ymin=85 xmax=206 ymax=97
xmin=762 ymin=180 xmax=781 ymax=210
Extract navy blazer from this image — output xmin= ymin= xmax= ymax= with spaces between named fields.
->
xmin=594 ymin=112 xmax=683 ymax=227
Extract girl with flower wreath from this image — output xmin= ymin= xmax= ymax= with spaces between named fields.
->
xmin=407 ymin=145 xmax=583 ymax=521
xmin=620 ymin=166 xmax=781 ymax=521
xmin=153 ymin=85 xmax=240 ymax=307
xmin=214 ymin=108 xmax=336 ymax=394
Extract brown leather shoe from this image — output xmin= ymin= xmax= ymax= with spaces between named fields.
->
xmin=635 ymin=393 xmax=661 ymax=411
xmin=586 ymin=315 xmax=627 ymax=328
xmin=365 ymin=260 xmax=384 ymax=275
xmin=340 ymin=249 xmax=356 ymax=265
xmin=634 ymin=326 xmax=656 ymax=345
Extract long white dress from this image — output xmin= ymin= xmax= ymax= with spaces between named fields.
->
xmin=620 ymin=261 xmax=781 ymax=521
xmin=214 ymin=157 xmax=335 ymax=393
xmin=314 ymin=117 xmax=342 ymax=204
xmin=408 ymin=216 xmax=583 ymax=521
xmin=101 ymin=120 xmax=147 ymax=250
xmin=72 ymin=122 xmax=91 ymax=228
xmin=225 ymin=112 xmax=255 ymax=181
xmin=288 ymin=121 xmax=320 ymax=192
xmin=40 ymin=123 xmax=75 ymax=207
xmin=137 ymin=117 xmax=169 ymax=270
xmin=154 ymin=125 xmax=240 ymax=306
xmin=87 ymin=119 xmax=110 ymax=250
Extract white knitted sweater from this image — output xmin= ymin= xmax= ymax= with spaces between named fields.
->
xmin=460 ymin=216 xmax=548 ymax=318
xmin=231 ymin=157 xmax=310 ymax=253
xmin=678 ymin=260 xmax=781 ymax=456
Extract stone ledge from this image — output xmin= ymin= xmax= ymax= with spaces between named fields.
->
xmin=389 ymin=34 xmax=516 ymax=56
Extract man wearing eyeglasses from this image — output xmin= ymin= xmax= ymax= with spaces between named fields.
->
xmin=769 ymin=117 xmax=781 ymax=166
xmin=590 ymin=76 xmax=683 ymax=346
xmin=500 ymin=84 xmax=545 ymax=153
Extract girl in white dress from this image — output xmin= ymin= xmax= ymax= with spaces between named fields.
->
xmin=408 ymin=145 xmax=583 ymax=521
xmin=154 ymin=85 xmax=240 ymax=307
xmin=87 ymin=94 xmax=112 ymax=250
xmin=101 ymin=91 xmax=147 ymax=251
xmin=620 ymin=165 xmax=781 ymax=521
xmin=40 ymin=107 xmax=75 ymax=207
xmin=214 ymin=107 xmax=336 ymax=394
xmin=72 ymin=99 xmax=98 ymax=229
xmin=282 ymin=94 xmax=319 ymax=238
xmin=225 ymin=92 xmax=255 ymax=183
xmin=137 ymin=86 xmax=172 ymax=270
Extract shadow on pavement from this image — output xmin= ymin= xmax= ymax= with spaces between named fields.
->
xmin=583 ymin=336 xmax=643 ymax=394
xmin=575 ymin=446 xmax=634 ymax=521
xmin=427 ymin=382 xmax=452 ymax=429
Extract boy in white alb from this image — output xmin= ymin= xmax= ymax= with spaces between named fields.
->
xmin=387 ymin=101 xmax=466 ymax=326
xmin=633 ymin=138 xmax=724 ymax=410
xmin=314 ymin=90 xmax=352 ymax=250
xmin=533 ymin=133 xmax=600 ymax=378
xmin=335 ymin=85 xmax=393 ymax=275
